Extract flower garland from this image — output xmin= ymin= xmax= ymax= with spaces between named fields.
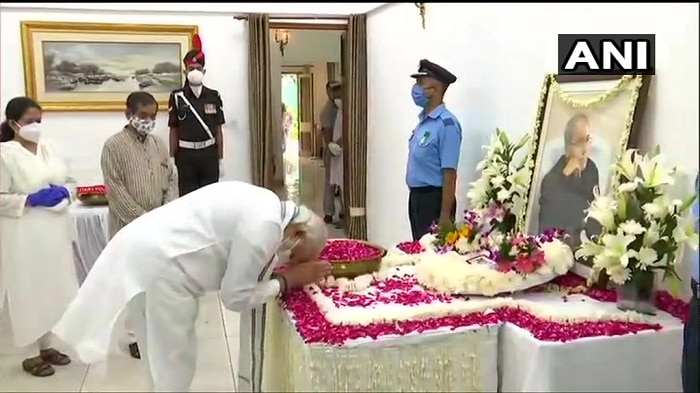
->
xmin=576 ymin=148 xmax=699 ymax=286
xmin=550 ymin=74 xmax=636 ymax=109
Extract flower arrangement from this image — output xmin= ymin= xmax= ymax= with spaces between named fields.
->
xmin=489 ymin=229 xmax=567 ymax=274
xmin=575 ymin=148 xmax=698 ymax=313
xmin=466 ymin=129 xmax=532 ymax=236
xmin=320 ymin=239 xmax=384 ymax=262
xmin=76 ymin=185 xmax=107 ymax=197
xmin=426 ymin=210 xmax=482 ymax=254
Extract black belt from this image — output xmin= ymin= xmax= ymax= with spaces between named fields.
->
xmin=409 ymin=186 xmax=442 ymax=194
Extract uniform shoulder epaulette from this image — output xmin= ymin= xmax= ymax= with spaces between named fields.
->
xmin=442 ymin=118 xmax=455 ymax=127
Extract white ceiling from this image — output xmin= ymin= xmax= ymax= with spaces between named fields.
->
xmin=280 ymin=30 xmax=343 ymax=65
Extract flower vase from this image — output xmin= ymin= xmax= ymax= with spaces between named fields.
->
xmin=616 ymin=271 xmax=657 ymax=315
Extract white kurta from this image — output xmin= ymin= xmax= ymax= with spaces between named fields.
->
xmin=0 ymin=139 xmax=77 ymax=347
xmin=329 ymin=107 xmax=343 ymax=187
xmin=52 ymin=181 xmax=294 ymax=392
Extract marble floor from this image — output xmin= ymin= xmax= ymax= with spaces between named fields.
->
xmin=0 ymin=143 xmax=342 ymax=392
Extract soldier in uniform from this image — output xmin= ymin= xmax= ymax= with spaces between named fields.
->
xmin=168 ymin=35 xmax=225 ymax=196
xmin=405 ymin=59 xmax=463 ymax=240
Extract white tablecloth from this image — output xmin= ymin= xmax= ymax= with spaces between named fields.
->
xmin=70 ymin=202 xmax=109 ymax=285
xmin=264 ymin=303 xmax=499 ymax=392
xmin=500 ymin=292 xmax=684 ymax=392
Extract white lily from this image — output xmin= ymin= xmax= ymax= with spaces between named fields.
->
xmin=506 ymin=167 xmax=531 ymax=191
xmin=496 ymin=188 xmax=511 ymax=202
xmin=619 ymin=220 xmax=646 ymax=236
xmin=617 ymin=180 xmax=639 ymax=194
xmin=490 ymin=175 xmax=506 ymax=187
xmin=586 ymin=194 xmax=617 ymax=230
xmin=616 ymin=149 xmax=639 ymax=181
xmin=673 ymin=214 xmax=699 ymax=249
xmin=601 ymin=231 xmax=636 ymax=268
xmin=642 ymin=221 xmax=661 ymax=247
xmin=642 ymin=198 xmax=668 ymax=220
xmin=639 ymin=154 xmax=675 ymax=189
xmin=575 ymin=231 xmax=605 ymax=258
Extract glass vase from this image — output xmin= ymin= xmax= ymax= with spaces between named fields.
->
xmin=616 ymin=271 xmax=657 ymax=315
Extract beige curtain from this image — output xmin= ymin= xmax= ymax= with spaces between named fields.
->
xmin=247 ymin=14 xmax=275 ymax=188
xmin=343 ymin=14 xmax=368 ymax=240
xmin=299 ymin=74 xmax=314 ymax=157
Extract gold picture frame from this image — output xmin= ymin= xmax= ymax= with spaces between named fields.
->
xmin=517 ymin=74 xmax=652 ymax=267
xmin=20 ymin=21 xmax=198 ymax=111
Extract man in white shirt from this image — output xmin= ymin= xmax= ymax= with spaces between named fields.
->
xmin=52 ymin=181 xmax=331 ymax=392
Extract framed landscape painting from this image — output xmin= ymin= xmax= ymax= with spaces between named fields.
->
xmin=20 ymin=21 xmax=198 ymax=111
xmin=518 ymin=74 xmax=652 ymax=268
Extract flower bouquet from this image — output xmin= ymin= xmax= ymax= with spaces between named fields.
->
xmin=76 ymin=184 xmax=108 ymax=206
xmin=466 ymin=128 xmax=532 ymax=236
xmin=424 ymin=210 xmax=482 ymax=254
xmin=576 ymin=148 xmax=699 ymax=315
xmin=319 ymin=239 xmax=386 ymax=279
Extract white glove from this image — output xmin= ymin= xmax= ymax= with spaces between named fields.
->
xmin=169 ymin=157 xmax=178 ymax=176
xmin=219 ymin=159 xmax=224 ymax=178
xmin=328 ymin=142 xmax=342 ymax=156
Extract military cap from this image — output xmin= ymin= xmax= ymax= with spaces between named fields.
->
xmin=328 ymin=80 xmax=343 ymax=88
xmin=410 ymin=59 xmax=457 ymax=85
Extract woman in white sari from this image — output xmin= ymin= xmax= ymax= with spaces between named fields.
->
xmin=0 ymin=96 xmax=78 ymax=377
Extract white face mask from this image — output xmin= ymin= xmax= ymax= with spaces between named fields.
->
xmin=187 ymin=69 xmax=204 ymax=86
xmin=277 ymin=236 xmax=301 ymax=264
xmin=129 ymin=116 xmax=155 ymax=135
xmin=17 ymin=122 xmax=41 ymax=143
xmin=334 ymin=98 xmax=342 ymax=107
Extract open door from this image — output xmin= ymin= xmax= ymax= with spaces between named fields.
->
xmin=340 ymin=32 xmax=350 ymax=226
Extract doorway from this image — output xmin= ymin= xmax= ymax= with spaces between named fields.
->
xmin=271 ymin=25 xmax=346 ymax=237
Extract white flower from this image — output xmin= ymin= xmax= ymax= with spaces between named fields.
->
xmin=490 ymin=175 xmax=506 ymax=187
xmin=642 ymin=221 xmax=661 ymax=247
xmin=507 ymin=167 xmax=531 ymax=192
xmin=575 ymin=231 xmax=604 ymax=259
xmin=619 ymin=220 xmax=646 ymax=236
xmin=616 ymin=149 xmax=639 ymax=181
xmin=617 ymin=181 xmax=639 ymax=193
xmin=630 ymin=247 xmax=659 ymax=269
xmin=600 ymin=231 xmax=636 ymax=268
xmin=496 ymin=189 xmax=511 ymax=202
xmin=454 ymin=237 xmax=472 ymax=254
xmin=476 ymin=159 xmax=488 ymax=171
xmin=586 ymin=194 xmax=617 ymax=229
xmin=642 ymin=200 xmax=667 ymax=220
xmin=639 ymin=154 xmax=675 ymax=189
xmin=607 ymin=265 xmax=632 ymax=285
xmin=419 ymin=233 xmax=437 ymax=250
xmin=673 ymin=214 xmax=699 ymax=249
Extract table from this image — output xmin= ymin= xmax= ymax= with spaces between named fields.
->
xmin=499 ymin=291 xmax=684 ymax=392
xmin=70 ymin=202 xmax=109 ymax=285
xmin=263 ymin=303 xmax=500 ymax=392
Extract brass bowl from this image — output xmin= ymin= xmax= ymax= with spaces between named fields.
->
xmin=78 ymin=194 xmax=108 ymax=206
xmin=325 ymin=239 xmax=387 ymax=279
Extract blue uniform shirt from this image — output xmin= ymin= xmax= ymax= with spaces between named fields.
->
xmin=692 ymin=174 xmax=699 ymax=282
xmin=406 ymin=104 xmax=462 ymax=188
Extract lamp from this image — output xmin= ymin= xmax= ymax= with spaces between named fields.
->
xmin=274 ymin=29 xmax=290 ymax=56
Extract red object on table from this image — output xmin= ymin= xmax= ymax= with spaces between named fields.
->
xmin=76 ymin=185 xmax=108 ymax=197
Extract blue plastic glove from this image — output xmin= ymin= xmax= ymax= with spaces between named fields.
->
xmin=49 ymin=184 xmax=70 ymax=200
xmin=26 ymin=187 xmax=65 ymax=208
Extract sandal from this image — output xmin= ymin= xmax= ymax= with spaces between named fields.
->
xmin=128 ymin=342 xmax=141 ymax=359
xmin=22 ymin=357 xmax=55 ymax=377
xmin=40 ymin=348 xmax=71 ymax=366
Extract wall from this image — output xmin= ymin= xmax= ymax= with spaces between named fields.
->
xmin=0 ymin=3 xmax=381 ymax=184
xmin=366 ymin=3 xmax=699 ymax=290
xmin=280 ymin=30 xmax=343 ymax=65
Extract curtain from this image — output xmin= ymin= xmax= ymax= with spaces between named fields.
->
xmin=299 ymin=73 xmax=314 ymax=157
xmin=247 ymin=14 xmax=275 ymax=188
xmin=343 ymin=14 xmax=368 ymax=240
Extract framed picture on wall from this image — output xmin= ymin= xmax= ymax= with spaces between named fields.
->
xmin=518 ymin=74 xmax=652 ymax=269
xmin=20 ymin=21 xmax=197 ymax=111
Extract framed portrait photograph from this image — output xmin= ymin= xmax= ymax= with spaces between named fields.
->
xmin=20 ymin=21 xmax=198 ymax=111
xmin=518 ymin=74 xmax=652 ymax=269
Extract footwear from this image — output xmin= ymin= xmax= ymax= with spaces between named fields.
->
xmin=323 ymin=215 xmax=333 ymax=224
xmin=128 ymin=342 xmax=141 ymax=359
xmin=22 ymin=357 xmax=55 ymax=377
xmin=39 ymin=348 xmax=71 ymax=366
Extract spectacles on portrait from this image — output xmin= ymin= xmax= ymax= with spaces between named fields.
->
xmin=570 ymin=135 xmax=592 ymax=147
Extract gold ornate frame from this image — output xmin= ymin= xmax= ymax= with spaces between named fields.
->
xmin=517 ymin=74 xmax=652 ymax=240
xmin=20 ymin=21 xmax=198 ymax=111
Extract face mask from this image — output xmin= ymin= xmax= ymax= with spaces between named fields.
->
xmin=17 ymin=122 xmax=41 ymax=143
xmin=334 ymin=98 xmax=342 ymax=107
xmin=411 ymin=84 xmax=430 ymax=108
xmin=277 ymin=236 xmax=301 ymax=264
xmin=187 ymin=70 xmax=204 ymax=86
xmin=129 ymin=116 xmax=155 ymax=134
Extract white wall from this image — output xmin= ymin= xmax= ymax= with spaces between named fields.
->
xmin=0 ymin=3 xmax=382 ymax=185
xmin=366 ymin=3 xmax=699 ymax=284
xmin=281 ymin=30 xmax=343 ymax=65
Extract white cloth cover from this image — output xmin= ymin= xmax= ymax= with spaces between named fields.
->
xmin=0 ymin=139 xmax=77 ymax=347
xmin=52 ymin=182 xmax=296 ymax=392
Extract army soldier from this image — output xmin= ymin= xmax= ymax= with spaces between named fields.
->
xmin=168 ymin=36 xmax=225 ymax=196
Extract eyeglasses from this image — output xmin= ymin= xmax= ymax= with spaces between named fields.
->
xmin=570 ymin=135 xmax=592 ymax=147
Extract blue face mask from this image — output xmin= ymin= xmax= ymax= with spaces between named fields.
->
xmin=411 ymin=84 xmax=430 ymax=108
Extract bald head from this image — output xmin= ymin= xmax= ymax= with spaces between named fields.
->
xmin=284 ymin=206 xmax=328 ymax=264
